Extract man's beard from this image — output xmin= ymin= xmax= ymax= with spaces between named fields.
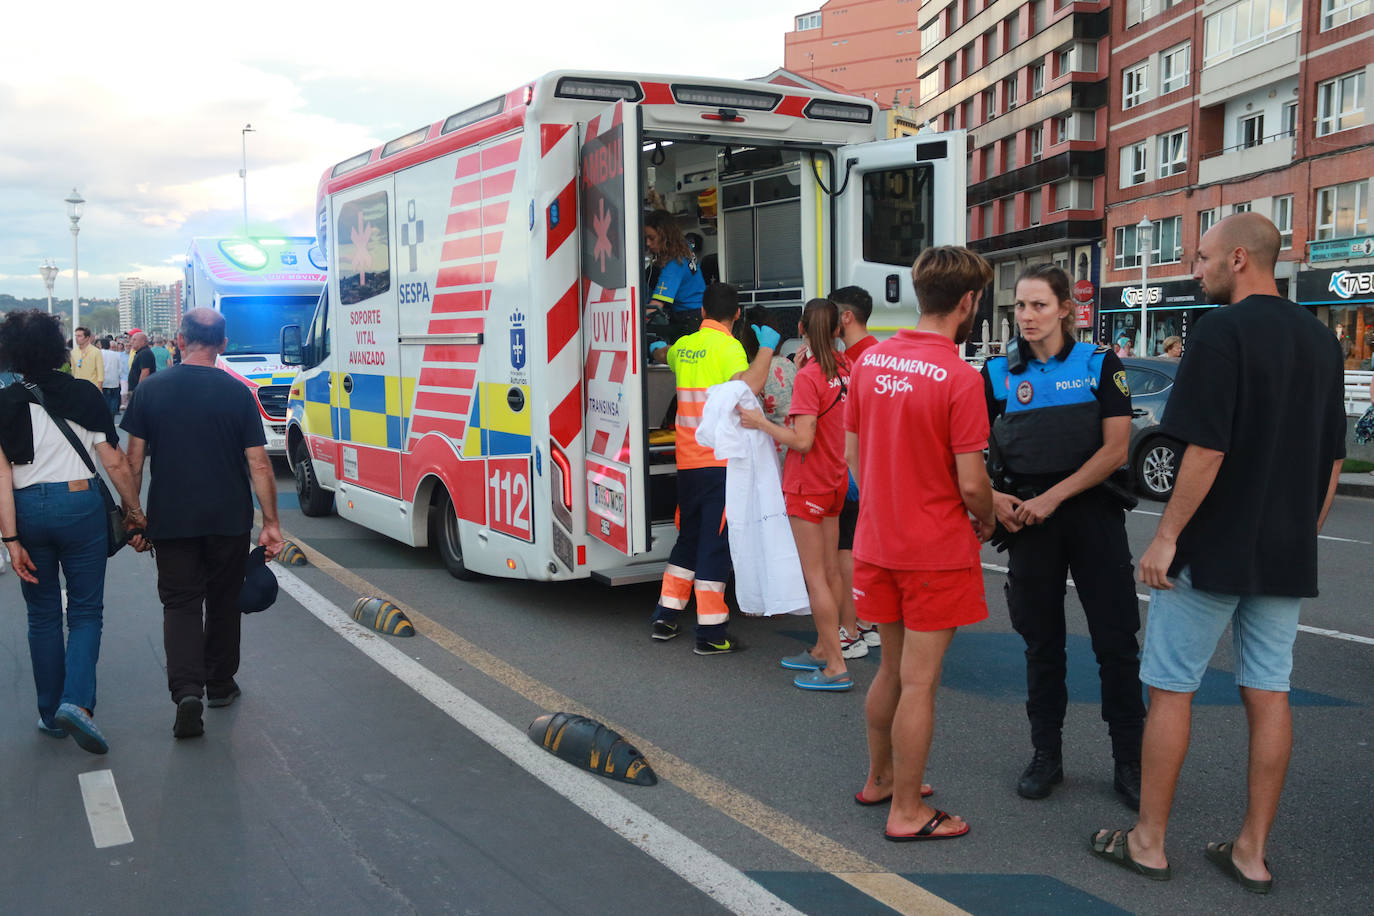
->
xmin=954 ymin=308 xmax=979 ymax=345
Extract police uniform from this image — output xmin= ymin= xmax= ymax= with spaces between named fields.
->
xmin=983 ymin=339 xmax=1145 ymax=776
xmin=653 ymin=319 xmax=747 ymax=648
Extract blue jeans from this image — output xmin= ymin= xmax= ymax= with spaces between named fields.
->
xmin=15 ymin=481 xmax=107 ymax=724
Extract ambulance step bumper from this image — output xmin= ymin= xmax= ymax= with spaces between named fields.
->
xmin=590 ymin=562 xmax=668 ymax=586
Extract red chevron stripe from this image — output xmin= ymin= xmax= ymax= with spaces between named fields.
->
xmin=540 ymin=123 xmax=571 ymax=156
xmin=418 ymin=366 xmax=477 ymax=389
xmin=546 ymin=282 xmax=579 ymax=361
xmin=431 ymin=290 xmax=487 ymax=313
xmin=549 ymin=384 xmax=582 ymax=448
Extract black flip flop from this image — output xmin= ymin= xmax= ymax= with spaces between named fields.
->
xmin=884 ymin=809 xmax=969 ymax=842
xmin=1205 ymin=841 xmax=1272 ymax=894
xmin=1088 ymin=829 xmax=1171 ymax=881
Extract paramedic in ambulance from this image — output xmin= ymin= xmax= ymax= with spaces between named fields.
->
xmin=643 ymin=210 xmax=706 ymax=345
xmin=647 ymin=282 xmax=777 ymax=655
xmin=982 ymin=264 xmax=1146 ymax=810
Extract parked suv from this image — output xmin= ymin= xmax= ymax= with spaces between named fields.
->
xmin=1120 ymin=356 xmax=1182 ymax=500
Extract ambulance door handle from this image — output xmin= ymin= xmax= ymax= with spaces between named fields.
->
xmin=342 ymin=375 xmax=354 ymax=395
xmin=885 ymin=274 xmax=900 ymax=303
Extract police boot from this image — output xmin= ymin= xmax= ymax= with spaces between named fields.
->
xmin=1017 ymin=748 xmax=1064 ymax=800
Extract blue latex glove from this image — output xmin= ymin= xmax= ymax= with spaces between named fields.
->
xmin=649 ymin=340 xmax=667 ymax=354
xmin=751 ymin=324 xmax=781 ymax=352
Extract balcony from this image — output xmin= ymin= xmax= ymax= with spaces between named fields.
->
xmin=1199 ymin=32 xmax=1300 ymax=108
xmin=1198 ymin=135 xmax=1296 ymax=184
xmin=969 ymin=150 xmax=1106 ymax=206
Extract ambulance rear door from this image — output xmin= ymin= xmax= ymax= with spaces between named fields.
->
xmin=579 ymin=99 xmax=648 ymax=557
xmin=833 ymin=132 xmax=966 ymax=323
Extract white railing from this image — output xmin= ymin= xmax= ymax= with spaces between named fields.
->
xmin=1346 ymin=370 xmax=1373 ymax=417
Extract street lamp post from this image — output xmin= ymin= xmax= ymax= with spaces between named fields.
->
xmin=39 ymin=260 xmax=59 ymax=314
xmin=1136 ymin=215 xmax=1152 ymax=356
xmin=65 ymin=189 xmax=85 ymax=334
xmin=240 ymin=123 xmax=255 ymax=235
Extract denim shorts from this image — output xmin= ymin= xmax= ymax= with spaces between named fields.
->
xmin=1140 ymin=567 xmax=1302 ymax=693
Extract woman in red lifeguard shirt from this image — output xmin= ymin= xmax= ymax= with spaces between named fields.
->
xmin=740 ymin=298 xmax=855 ymax=691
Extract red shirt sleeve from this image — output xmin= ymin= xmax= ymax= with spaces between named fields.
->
xmin=949 ymin=367 xmax=991 ymax=454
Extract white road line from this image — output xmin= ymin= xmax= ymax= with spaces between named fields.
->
xmin=274 ymin=569 xmax=802 ymax=916
xmin=980 ymin=562 xmax=1373 ymax=646
xmin=77 ymin=770 xmax=134 ymax=848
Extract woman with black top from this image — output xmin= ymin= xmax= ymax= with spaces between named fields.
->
xmin=0 ymin=310 xmax=144 ymax=755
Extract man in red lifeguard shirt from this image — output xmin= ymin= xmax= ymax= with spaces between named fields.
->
xmin=846 ymin=246 xmax=996 ymax=841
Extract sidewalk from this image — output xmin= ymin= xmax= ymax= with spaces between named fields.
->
xmin=1336 ymin=471 xmax=1374 ymax=498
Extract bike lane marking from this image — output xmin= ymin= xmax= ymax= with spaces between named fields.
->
xmin=273 ymin=526 xmax=969 ymax=916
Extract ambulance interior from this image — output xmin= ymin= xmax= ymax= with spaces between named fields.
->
xmin=637 ymin=138 xmax=809 ymax=523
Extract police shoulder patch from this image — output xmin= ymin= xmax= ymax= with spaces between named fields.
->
xmin=1113 ymin=370 xmax=1130 ymax=396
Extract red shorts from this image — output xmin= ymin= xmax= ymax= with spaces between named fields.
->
xmin=784 ymin=482 xmax=847 ymax=524
xmin=852 ymin=562 xmax=988 ymax=632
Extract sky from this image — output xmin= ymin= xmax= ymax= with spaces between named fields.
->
xmin=0 ymin=0 xmax=797 ymax=300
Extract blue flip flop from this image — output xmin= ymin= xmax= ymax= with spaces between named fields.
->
xmin=794 ymin=668 xmax=854 ymax=691
xmin=780 ymin=651 xmax=825 ymax=671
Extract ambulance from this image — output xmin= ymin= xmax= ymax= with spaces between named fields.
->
xmin=184 ymin=236 xmax=326 ymax=454
xmin=280 ymin=70 xmax=965 ymax=582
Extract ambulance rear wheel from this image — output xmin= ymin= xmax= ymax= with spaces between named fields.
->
xmin=294 ymin=441 xmax=335 ymax=517
xmin=434 ymin=489 xmax=476 ymax=580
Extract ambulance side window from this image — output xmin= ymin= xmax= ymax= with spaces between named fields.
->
xmin=306 ymin=289 xmax=330 ymax=366
xmin=862 ymin=165 xmax=934 ymax=267
xmin=336 ymin=191 xmax=391 ymax=305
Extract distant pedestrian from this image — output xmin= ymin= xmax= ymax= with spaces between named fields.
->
xmin=97 ymin=338 xmax=122 ymax=415
xmin=1090 ymin=213 xmax=1346 ymax=893
xmin=126 ymin=330 xmax=155 ymax=399
xmin=70 ymin=327 xmax=103 ymax=391
xmin=0 ymin=310 xmax=145 ymax=755
xmin=1160 ymin=336 xmax=1183 ymax=358
xmin=121 ymin=308 xmax=284 ymax=739
xmin=848 ymin=247 xmax=995 ymax=840
xmin=151 ymin=337 xmax=172 ymax=372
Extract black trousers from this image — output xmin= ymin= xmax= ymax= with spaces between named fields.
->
xmin=1004 ymin=488 xmax=1145 ymax=761
xmin=155 ymin=535 xmax=249 ymax=702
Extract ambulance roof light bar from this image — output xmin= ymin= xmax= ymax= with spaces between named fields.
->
xmin=381 ymin=126 xmax=430 ymax=158
xmin=803 ymin=99 xmax=874 ymax=124
xmin=218 ymin=239 xmax=268 ymax=270
xmin=554 ymin=76 xmax=643 ymax=103
xmin=331 ymin=150 xmax=373 ymax=177
xmin=442 ymin=95 xmax=506 ymax=135
xmin=671 ymin=84 xmax=780 ymax=111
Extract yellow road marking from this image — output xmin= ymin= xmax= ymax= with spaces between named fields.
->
xmin=273 ymin=525 xmax=969 ymax=916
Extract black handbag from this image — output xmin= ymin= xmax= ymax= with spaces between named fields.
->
xmin=25 ymin=383 xmax=131 ymax=557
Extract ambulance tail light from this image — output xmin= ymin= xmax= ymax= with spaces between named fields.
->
xmin=803 ymin=99 xmax=874 ymax=124
xmin=550 ymin=444 xmax=573 ymax=512
xmin=554 ymin=77 xmax=643 ymax=103
xmin=671 ymin=84 xmax=780 ymax=111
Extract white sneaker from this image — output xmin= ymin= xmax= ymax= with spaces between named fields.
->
xmin=839 ymin=626 xmax=869 ymax=659
xmin=858 ymin=623 xmax=881 ymax=646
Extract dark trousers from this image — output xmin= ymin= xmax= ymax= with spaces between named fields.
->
xmin=654 ymin=466 xmax=732 ymax=639
xmin=102 ymin=387 xmax=120 ymax=416
xmin=1004 ymin=488 xmax=1145 ymax=761
xmin=155 ymin=535 xmax=249 ymax=702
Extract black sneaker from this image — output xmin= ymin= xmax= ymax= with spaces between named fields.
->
xmin=651 ymin=621 xmax=680 ymax=641
xmin=1114 ymin=760 xmax=1142 ymax=810
xmin=1017 ymin=748 xmax=1063 ymax=799
xmin=207 ymin=681 xmax=241 ymax=708
xmin=694 ymin=637 xmax=745 ymax=656
xmin=173 ymin=696 xmax=204 ymax=739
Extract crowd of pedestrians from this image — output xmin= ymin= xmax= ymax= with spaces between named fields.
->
xmin=648 ymin=212 xmax=1345 ymax=889
xmin=0 ymin=308 xmax=281 ymax=752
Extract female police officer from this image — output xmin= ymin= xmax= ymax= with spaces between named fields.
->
xmin=982 ymin=264 xmax=1145 ymax=809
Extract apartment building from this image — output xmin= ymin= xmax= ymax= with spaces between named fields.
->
xmin=911 ymin=0 xmax=1112 ymax=342
xmin=784 ymin=3 xmax=923 ymax=108
xmin=1103 ymin=0 xmax=1373 ymax=362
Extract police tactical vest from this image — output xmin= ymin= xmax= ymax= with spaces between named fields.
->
xmin=986 ymin=342 xmax=1110 ymax=479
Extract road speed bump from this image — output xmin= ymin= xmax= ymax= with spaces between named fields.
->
xmin=276 ymin=541 xmax=308 ymax=566
xmin=527 ymin=712 xmax=657 ymax=786
xmin=351 ymin=596 xmax=415 ymax=637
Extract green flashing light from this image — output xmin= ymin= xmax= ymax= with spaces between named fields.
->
xmin=220 ymin=239 xmax=269 ymax=270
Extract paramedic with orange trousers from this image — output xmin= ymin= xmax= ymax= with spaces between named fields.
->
xmin=648 ymin=282 xmax=778 ymax=654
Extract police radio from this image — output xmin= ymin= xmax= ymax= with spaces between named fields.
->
xmin=1005 ymin=335 xmax=1030 ymax=373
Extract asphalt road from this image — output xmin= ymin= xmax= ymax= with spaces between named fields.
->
xmin=1 ymin=465 xmax=1369 ymax=916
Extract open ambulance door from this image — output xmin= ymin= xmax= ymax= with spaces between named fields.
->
xmin=833 ymin=133 xmax=966 ymax=324
xmin=578 ymin=100 xmax=649 ymax=557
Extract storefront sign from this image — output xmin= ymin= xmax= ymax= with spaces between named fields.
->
xmin=1297 ymin=267 xmax=1374 ymax=305
xmin=1120 ymin=286 xmax=1161 ymax=307
xmin=1308 ymin=235 xmax=1374 ymax=263
xmin=1073 ymin=280 xmax=1094 ymax=303
xmin=1102 ymin=279 xmax=1206 ymax=312
xmin=1075 ymin=301 xmax=1093 ymax=329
